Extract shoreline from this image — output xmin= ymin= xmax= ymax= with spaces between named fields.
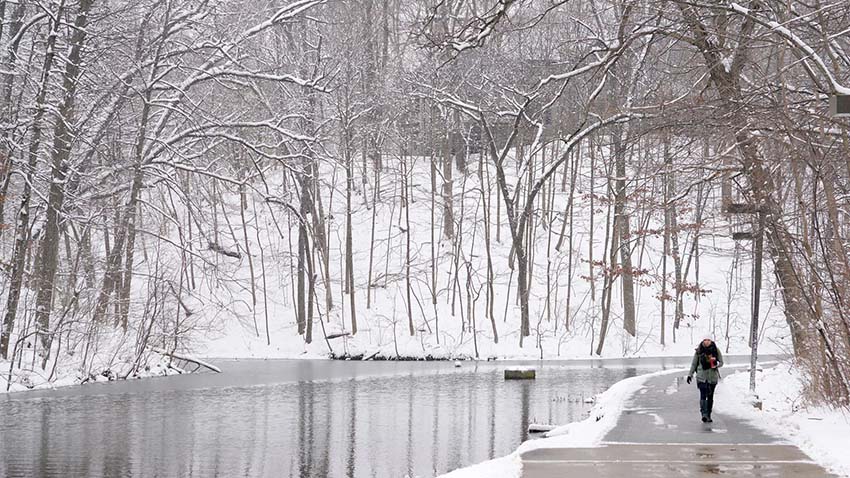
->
xmin=1 ymin=353 xmax=786 ymax=396
xmin=200 ymin=350 xmax=789 ymax=361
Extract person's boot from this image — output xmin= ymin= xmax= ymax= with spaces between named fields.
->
xmin=701 ymin=415 xmax=708 ymax=423
xmin=706 ymin=415 xmax=713 ymax=423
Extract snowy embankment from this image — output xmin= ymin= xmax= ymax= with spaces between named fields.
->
xmin=716 ymin=364 xmax=850 ymax=477
xmin=1 ymin=353 xmax=173 ymax=393
xmin=0 ymin=345 xmax=210 ymax=394
xmin=438 ymin=368 xmax=686 ymax=478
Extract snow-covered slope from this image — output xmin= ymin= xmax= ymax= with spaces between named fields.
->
xmin=191 ymin=150 xmax=791 ymax=360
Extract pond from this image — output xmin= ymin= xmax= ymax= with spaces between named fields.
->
xmin=0 ymin=357 xmax=710 ymax=477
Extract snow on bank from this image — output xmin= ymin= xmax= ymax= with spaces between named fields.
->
xmin=437 ymin=368 xmax=686 ymax=478
xmin=0 ymin=348 xmax=195 ymax=394
xmin=436 ymin=454 xmax=523 ymax=478
xmin=716 ymin=364 xmax=850 ymax=477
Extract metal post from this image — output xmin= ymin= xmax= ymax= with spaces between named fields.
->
xmin=749 ymin=211 xmax=764 ymax=392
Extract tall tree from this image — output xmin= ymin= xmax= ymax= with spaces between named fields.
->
xmin=1 ymin=3 xmax=63 ymax=358
xmin=33 ymin=0 xmax=95 ymax=348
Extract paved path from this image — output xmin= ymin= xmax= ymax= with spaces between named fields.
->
xmin=521 ymin=371 xmax=836 ymax=477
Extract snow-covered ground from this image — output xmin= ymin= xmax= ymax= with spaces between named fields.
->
xmin=716 ymin=364 xmax=850 ymax=477
xmin=438 ymin=368 xmax=687 ymax=478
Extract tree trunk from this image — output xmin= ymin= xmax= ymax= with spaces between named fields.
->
xmin=442 ymin=125 xmax=454 ymax=239
xmin=240 ymin=183 xmax=259 ymax=336
xmin=596 ymin=187 xmax=617 ymax=356
xmin=516 ymin=242 xmax=531 ymax=345
xmin=117 ymin=167 xmax=143 ymax=330
xmin=481 ymin=150 xmax=498 ymax=343
xmin=296 ymin=170 xmax=310 ymax=336
xmin=0 ymin=1 xmax=6 ymax=46
xmin=613 ymin=126 xmax=636 ymax=337
xmin=564 ymin=152 xmax=579 ymax=331
xmin=589 ymin=138 xmax=596 ymax=302
xmin=33 ymin=0 xmax=94 ymax=350
xmin=403 ymin=155 xmax=414 ymax=336
xmin=312 ymin=179 xmax=333 ymax=314
xmin=1 ymin=2 xmax=64 ymax=358
xmin=661 ymin=137 xmax=671 ymax=347
xmin=662 ymin=135 xmax=684 ymax=340
xmin=366 ymin=159 xmax=378 ymax=309
xmin=345 ymin=125 xmax=357 ymax=334
xmin=253 ymin=198 xmax=271 ymax=345
xmin=118 ymin=72 xmax=158 ymax=328
xmin=305 ymin=233 xmax=315 ymax=344
xmin=430 ymin=149 xmax=439 ymax=339
xmin=0 ymin=0 xmax=26 ymax=240
xmin=94 ymin=47 xmax=158 ymax=328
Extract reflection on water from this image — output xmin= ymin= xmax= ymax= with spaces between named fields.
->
xmin=0 ymin=358 xmax=685 ymax=477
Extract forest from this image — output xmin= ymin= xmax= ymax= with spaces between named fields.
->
xmin=0 ymin=0 xmax=848 ymax=405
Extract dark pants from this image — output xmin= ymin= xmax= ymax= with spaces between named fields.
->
xmin=697 ymin=381 xmax=717 ymax=418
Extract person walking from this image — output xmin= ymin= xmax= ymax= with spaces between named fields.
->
xmin=686 ymin=338 xmax=723 ymax=422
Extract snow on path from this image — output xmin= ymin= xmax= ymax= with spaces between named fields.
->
xmin=437 ymin=368 xmax=686 ymax=478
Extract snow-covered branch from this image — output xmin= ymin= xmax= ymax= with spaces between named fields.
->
xmin=729 ymin=2 xmax=850 ymax=95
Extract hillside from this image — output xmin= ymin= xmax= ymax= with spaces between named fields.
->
xmin=190 ymin=145 xmax=790 ymax=360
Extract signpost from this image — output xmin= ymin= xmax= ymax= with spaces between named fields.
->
xmin=750 ymin=211 xmax=764 ymax=393
xmin=728 ymin=203 xmax=763 ymax=392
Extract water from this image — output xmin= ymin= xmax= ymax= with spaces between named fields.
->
xmin=0 ymin=357 xmax=695 ymax=477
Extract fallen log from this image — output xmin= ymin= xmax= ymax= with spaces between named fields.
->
xmin=326 ymin=332 xmax=352 ymax=340
xmin=152 ymin=348 xmax=222 ymax=373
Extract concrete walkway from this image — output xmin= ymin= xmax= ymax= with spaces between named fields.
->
xmin=521 ymin=372 xmax=836 ymax=477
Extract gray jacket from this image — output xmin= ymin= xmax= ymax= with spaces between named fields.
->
xmin=688 ymin=348 xmax=723 ymax=384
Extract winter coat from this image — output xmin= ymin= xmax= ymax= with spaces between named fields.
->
xmin=688 ymin=342 xmax=723 ymax=384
